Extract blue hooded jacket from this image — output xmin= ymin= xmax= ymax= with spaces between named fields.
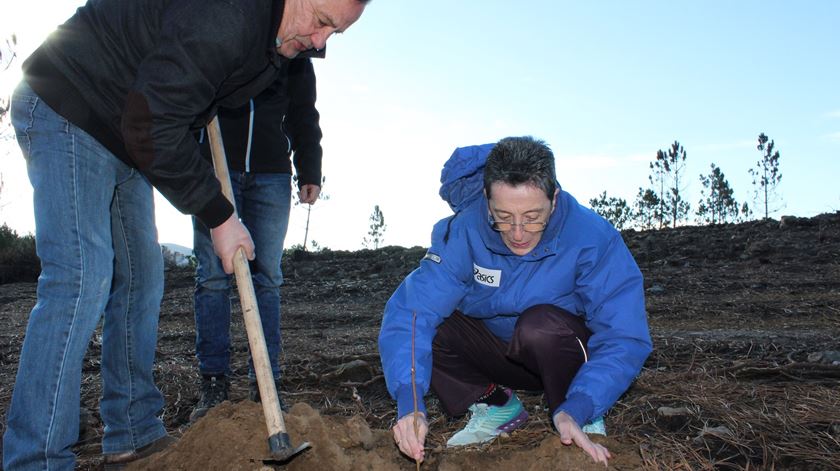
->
xmin=378 ymin=143 xmax=652 ymax=426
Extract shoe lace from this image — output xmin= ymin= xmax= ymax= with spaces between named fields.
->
xmin=463 ymin=404 xmax=490 ymax=432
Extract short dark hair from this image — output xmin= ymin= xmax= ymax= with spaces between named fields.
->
xmin=484 ymin=136 xmax=557 ymax=200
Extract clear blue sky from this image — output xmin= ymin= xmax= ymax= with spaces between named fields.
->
xmin=2 ymin=1 xmax=839 ymax=250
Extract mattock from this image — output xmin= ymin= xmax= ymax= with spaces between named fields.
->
xmin=207 ymin=117 xmax=311 ymax=462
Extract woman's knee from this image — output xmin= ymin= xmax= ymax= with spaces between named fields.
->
xmin=514 ymin=305 xmax=587 ymax=348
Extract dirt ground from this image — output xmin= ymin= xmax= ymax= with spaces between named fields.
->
xmin=1 ymin=213 xmax=839 ymax=470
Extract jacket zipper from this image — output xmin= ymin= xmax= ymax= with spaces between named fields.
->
xmin=244 ymin=99 xmax=255 ymax=173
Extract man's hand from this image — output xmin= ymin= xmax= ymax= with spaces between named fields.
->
xmin=298 ymin=184 xmax=321 ymax=205
xmin=392 ymin=412 xmax=428 ymax=463
xmin=554 ymin=411 xmax=611 ymax=467
xmin=210 ymin=214 xmax=255 ymax=274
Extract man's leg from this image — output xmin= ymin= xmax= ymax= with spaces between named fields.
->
xmin=99 ymin=168 xmax=168 ymax=454
xmin=192 ymin=207 xmax=234 ymax=378
xmin=239 ymin=172 xmax=291 ymax=382
xmin=190 ymin=194 xmax=235 ymax=421
xmin=3 ymin=82 xmax=118 ymax=470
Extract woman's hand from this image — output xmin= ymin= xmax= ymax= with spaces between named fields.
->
xmin=392 ymin=412 xmax=428 ymax=462
xmin=554 ymin=411 xmax=611 ymax=467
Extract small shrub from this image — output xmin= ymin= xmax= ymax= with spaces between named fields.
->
xmin=0 ymin=224 xmax=40 ymax=283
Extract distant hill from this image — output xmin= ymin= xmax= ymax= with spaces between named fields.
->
xmin=160 ymin=243 xmax=192 ymax=268
xmin=161 ymin=243 xmax=192 ymax=257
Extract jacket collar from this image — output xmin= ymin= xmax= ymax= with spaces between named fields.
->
xmin=268 ymin=0 xmax=287 ymax=67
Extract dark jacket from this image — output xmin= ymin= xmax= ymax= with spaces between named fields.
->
xmin=197 ymin=58 xmax=323 ymax=186
xmin=22 ymin=0 xmax=289 ymax=228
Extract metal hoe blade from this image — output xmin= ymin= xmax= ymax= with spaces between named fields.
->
xmin=267 ymin=433 xmax=311 ymax=462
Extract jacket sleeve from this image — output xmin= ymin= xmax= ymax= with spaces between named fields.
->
xmin=285 ymin=58 xmax=323 ymax=188
xmin=378 ymin=217 xmax=471 ymax=419
xmin=120 ymin=1 xmax=258 ymax=228
xmin=557 ymin=230 xmax=652 ymax=426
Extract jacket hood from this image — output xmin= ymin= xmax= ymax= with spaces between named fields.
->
xmin=438 ymin=143 xmax=496 ymax=212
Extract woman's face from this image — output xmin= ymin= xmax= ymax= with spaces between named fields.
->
xmin=487 ymin=182 xmax=556 ymax=256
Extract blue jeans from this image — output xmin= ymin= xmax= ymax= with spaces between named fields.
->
xmin=192 ymin=172 xmax=291 ymax=379
xmin=2 ymin=82 xmax=167 ymax=470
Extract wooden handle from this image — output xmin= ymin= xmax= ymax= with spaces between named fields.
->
xmin=207 ymin=117 xmax=287 ymax=436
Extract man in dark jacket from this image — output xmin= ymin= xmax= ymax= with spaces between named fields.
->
xmin=188 ymin=58 xmax=323 ymax=421
xmin=2 ymin=0 xmax=367 ymax=469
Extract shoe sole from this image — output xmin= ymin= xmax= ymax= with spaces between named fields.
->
xmin=497 ymin=408 xmax=529 ymax=434
xmin=103 ymin=436 xmax=176 ymax=470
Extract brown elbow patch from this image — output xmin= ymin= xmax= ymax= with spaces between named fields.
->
xmin=122 ymin=91 xmax=155 ymax=170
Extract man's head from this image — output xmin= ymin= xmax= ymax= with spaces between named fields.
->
xmin=484 ymin=136 xmax=558 ymax=256
xmin=276 ymin=0 xmax=369 ymax=59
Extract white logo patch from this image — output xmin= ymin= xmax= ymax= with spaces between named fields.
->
xmin=473 ymin=263 xmax=501 ymax=287
xmin=423 ymin=252 xmax=442 ymax=264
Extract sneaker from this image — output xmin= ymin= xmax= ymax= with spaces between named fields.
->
xmin=102 ymin=435 xmax=176 ymax=470
xmin=249 ymin=379 xmax=288 ymax=412
xmin=446 ymin=389 xmax=529 ymax=447
xmin=582 ymin=416 xmax=607 ymax=436
xmin=189 ymin=375 xmax=229 ymax=422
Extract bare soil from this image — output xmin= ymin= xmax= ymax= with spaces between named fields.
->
xmin=1 ymin=213 xmax=839 ymax=470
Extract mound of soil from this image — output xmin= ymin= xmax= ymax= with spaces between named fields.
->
xmin=1 ymin=212 xmax=839 ymax=470
xmin=129 ymin=401 xmax=641 ymax=471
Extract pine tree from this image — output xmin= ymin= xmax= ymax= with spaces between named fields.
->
xmin=363 ymin=205 xmax=386 ymax=249
xmin=749 ymin=132 xmax=783 ymax=219
xmin=669 ymin=142 xmax=691 ymax=227
xmin=589 ymin=191 xmax=631 ymax=230
xmin=696 ymin=163 xmax=740 ymax=224
xmin=740 ymin=202 xmax=753 ymax=221
xmin=633 ymin=187 xmax=660 ymax=231
xmin=651 ymin=141 xmax=691 ymax=228
xmin=648 ymin=152 xmax=669 ymax=229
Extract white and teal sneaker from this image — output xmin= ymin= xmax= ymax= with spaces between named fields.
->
xmin=446 ymin=390 xmax=529 ymax=447
xmin=582 ymin=416 xmax=607 ymax=436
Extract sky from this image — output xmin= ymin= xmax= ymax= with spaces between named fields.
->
xmin=1 ymin=1 xmax=839 ymax=251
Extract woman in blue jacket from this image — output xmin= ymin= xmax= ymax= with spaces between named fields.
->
xmin=379 ymin=136 xmax=652 ymax=466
